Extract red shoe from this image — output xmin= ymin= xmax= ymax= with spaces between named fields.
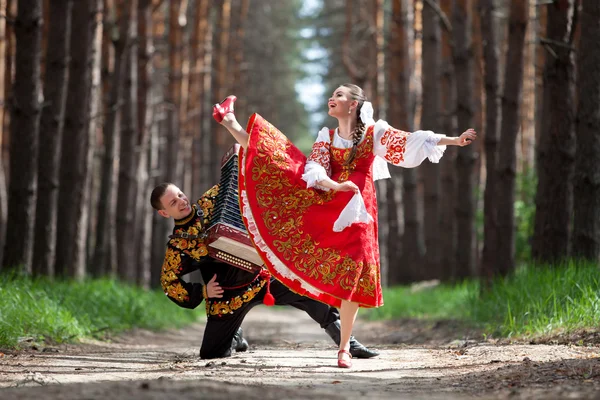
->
xmin=212 ymin=95 xmax=237 ymax=123
xmin=337 ymin=349 xmax=352 ymax=368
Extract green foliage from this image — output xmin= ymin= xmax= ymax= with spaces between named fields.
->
xmin=514 ymin=166 xmax=537 ymax=262
xmin=0 ymin=272 xmax=200 ymax=349
xmin=364 ymin=261 xmax=600 ymax=340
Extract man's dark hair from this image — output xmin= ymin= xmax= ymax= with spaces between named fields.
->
xmin=150 ymin=182 xmax=174 ymax=211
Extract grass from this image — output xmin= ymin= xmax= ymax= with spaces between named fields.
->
xmin=364 ymin=261 xmax=600 ymax=340
xmin=2 ymin=261 xmax=598 ymax=349
xmin=0 ymin=272 xmax=201 ymax=349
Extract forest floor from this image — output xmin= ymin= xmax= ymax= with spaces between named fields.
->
xmin=1 ymin=307 xmax=599 ymax=399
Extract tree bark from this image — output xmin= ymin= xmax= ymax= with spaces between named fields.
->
xmin=188 ymin=0 xmax=210 ymax=199
xmin=452 ymin=0 xmax=476 ymax=279
xmin=116 ymin=0 xmax=139 ymax=283
xmin=479 ymin=0 xmax=500 ymax=284
xmin=56 ymin=0 xmax=103 ymax=278
xmin=93 ymin=0 xmax=136 ymax=278
xmin=0 ymin=0 xmax=8 ymax=269
xmin=167 ymin=0 xmax=183 ymax=183
xmin=133 ymin=0 xmax=154 ymax=288
xmin=32 ymin=0 xmax=73 ymax=277
xmin=572 ymin=0 xmax=600 ymax=261
xmin=3 ymin=0 xmax=43 ymax=272
xmin=420 ymin=0 xmax=442 ymax=278
xmin=496 ymin=0 xmax=529 ymax=276
xmin=439 ymin=0 xmax=456 ymax=280
xmin=532 ymin=0 xmax=577 ymax=263
xmin=388 ymin=0 xmax=423 ymax=284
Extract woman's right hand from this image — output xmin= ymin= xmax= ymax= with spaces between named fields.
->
xmin=336 ymin=181 xmax=360 ymax=194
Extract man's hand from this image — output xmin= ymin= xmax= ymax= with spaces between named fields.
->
xmin=206 ymin=274 xmax=223 ymax=298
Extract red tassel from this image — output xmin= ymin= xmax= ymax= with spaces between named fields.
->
xmin=261 ymin=270 xmax=275 ymax=306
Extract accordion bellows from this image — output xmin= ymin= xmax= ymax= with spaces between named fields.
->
xmin=206 ymin=144 xmax=264 ymax=273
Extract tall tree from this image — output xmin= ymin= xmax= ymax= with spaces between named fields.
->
xmin=133 ymin=0 xmax=154 ymax=287
xmin=3 ymin=0 xmax=43 ymax=272
xmin=452 ymin=0 xmax=476 ymax=279
xmin=56 ymin=0 xmax=104 ymax=278
xmin=116 ymin=0 xmax=139 ymax=282
xmin=188 ymin=0 xmax=210 ymax=199
xmin=32 ymin=0 xmax=73 ymax=277
xmin=388 ymin=0 xmax=423 ymax=284
xmin=496 ymin=0 xmax=529 ymax=276
xmin=0 ymin=0 xmax=8 ymax=268
xmin=92 ymin=0 xmax=129 ymax=277
xmin=166 ymin=0 xmax=184 ymax=183
xmin=532 ymin=0 xmax=577 ymax=263
xmin=572 ymin=0 xmax=600 ymax=261
xmin=479 ymin=0 xmax=500 ymax=283
xmin=420 ymin=0 xmax=442 ymax=277
xmin=439 ymin=0 xmax=457 ymax=280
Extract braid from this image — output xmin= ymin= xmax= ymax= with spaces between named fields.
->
xmin=344 ymin=103 xmax=366 ymax=166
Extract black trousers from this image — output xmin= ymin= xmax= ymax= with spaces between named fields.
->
xmin=199 ymin=279 xmax=339 ymax=359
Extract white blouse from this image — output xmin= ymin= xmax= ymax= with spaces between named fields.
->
xmin=302 ymin=120 xmax=447 ymax=189
xmin=300 ymin=120 xmax=448 ymax=232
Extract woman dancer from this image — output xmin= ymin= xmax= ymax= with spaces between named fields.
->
xmin=213 ymin=84 xmax=476 ymax=368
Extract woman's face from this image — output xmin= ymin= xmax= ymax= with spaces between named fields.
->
xmin=327 ymin=86 xmax=357 ymax=118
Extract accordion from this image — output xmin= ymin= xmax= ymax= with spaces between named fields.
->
xmin=206 ymin=144 xmax=264 ymax=273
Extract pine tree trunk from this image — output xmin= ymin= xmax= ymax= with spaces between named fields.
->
xmin=496 ymin=0 xmax=529 ymax=276
xmin=452 ymin=0 xmax=476 ymax=279
xmin=388 ymin=0 xmax=423 ymax=284
xmin=133 ymin=0 xmax=153 ymax=288
xmin=199 ymin=3 xmax=215 ymax=195
xmin=519 ymin=1 xmax=537 ymax=174
xmin=32 ymin=0 xmax=73 ymax=277
xmin=167 ymin=0 xmax=183 ymax=183
xmin=93 ymin=0 xmax=131 ymax=277
xmin=150 ymin=2 xmax=171 ymax=289
xmin=3 ymin=0 xmax=43 ymax=272
xmin=0 ymin=0 xmax=7 ymax=268
xmin=439 ymin=0 xmax=457 ymax=280
xmin=532 ymin=0 xmax=577 ymax=263
xmin=479 ymin=0 xmax=500 ymax=284
xmin=189 ymin=0 xmax=209 ymax=199
xmin=2 ymin=0 xmax=15 ymax=165
xmin=420 ymin=0 xmax=442 ymax=278
xmin=572 ymin=0 xmax=600 ymax=261
xmin=212 ymin=0 xmax=231 ymax=155
xmin=55 ymin=0 xmax=103 ymax=278
xmin=116 ymin=0 xmax=139 ymax=283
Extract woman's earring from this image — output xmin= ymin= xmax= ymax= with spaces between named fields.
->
xmin=348 ymin=108 xmax=352 ymax=114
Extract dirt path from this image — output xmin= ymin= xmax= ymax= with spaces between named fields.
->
xmin=1 ymin=307 xmax=599 ymax=399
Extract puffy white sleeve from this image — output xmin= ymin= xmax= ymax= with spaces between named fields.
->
xmin=302 ymin=127 xmax=332 ymax=190
xmin=372 ymin=120 xmax=447 ymax=168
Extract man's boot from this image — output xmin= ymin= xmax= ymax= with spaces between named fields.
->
xmin=324 ymin=320 xmax=379 ymax=358
xmin=231 ymin=327 xmax=249 ymax=353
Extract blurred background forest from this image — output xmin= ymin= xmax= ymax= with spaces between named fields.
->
xmin=0 ymin=0 xmax=598 ymax=290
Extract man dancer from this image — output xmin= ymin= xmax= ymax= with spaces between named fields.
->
xmin=151 ymin=182 xmax=379 ymax=359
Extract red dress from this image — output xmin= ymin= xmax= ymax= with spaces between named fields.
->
xmin=238 ymin=114 xmax=383 ymax=308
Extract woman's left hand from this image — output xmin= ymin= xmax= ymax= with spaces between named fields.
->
xmin=456 ymin=128 xmax=477 ymax=146
xmin=336 ymin=181 xmax=360 ymax=194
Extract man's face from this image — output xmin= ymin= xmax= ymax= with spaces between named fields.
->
xmin=157 ymin=184 xmax=192 ymax=220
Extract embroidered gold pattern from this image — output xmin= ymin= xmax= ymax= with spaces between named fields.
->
xmin=161 ymin=248 xmax=189 ymax=302
xmin=330 ymin=127 xmax=374 ymax=182
xmin=206 ymin=277 xmax=267 ymax=316
xmin=250 ymin=121 xmax=378 ymax=299
xmin=161 ymin=185 xmax=220 ymax=303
